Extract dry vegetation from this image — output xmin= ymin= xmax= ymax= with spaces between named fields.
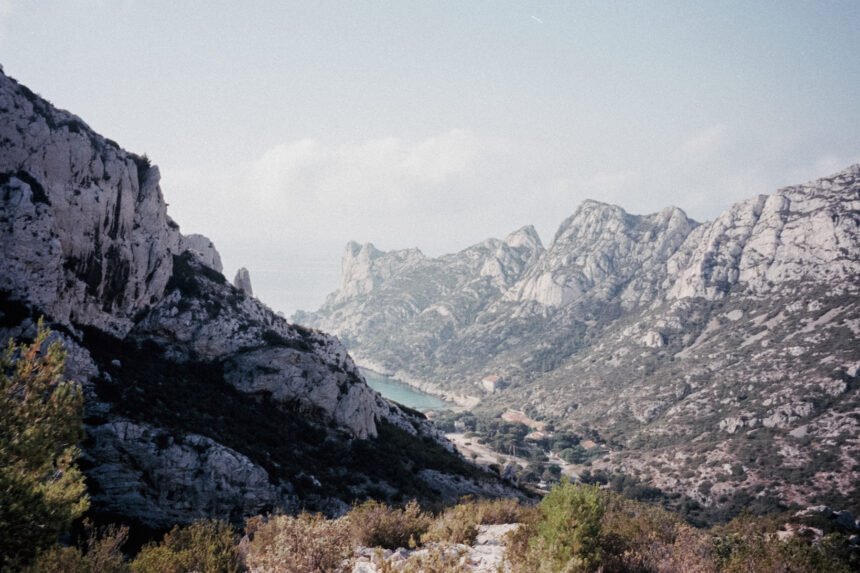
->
xmin=17 ymin=484 xmax=857 ymax=572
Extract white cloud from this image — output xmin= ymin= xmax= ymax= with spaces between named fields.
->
xmin=162 ymin=129 xmax=523 ymax=313
xmin=672 ymin=124 xmax=731 ymax=164
xmin=244 ymin=129 xmax=487 ymax=215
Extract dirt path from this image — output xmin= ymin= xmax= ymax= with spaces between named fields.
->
xmin=445 ymin=432 xmax=529 ymax=469
xmin=447 ymin=433 xmax=581 ymax=482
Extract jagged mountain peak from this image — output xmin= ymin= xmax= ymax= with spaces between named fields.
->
xmin=505 ymin=200 xmax=697 ymax=308
xmin=504 ymin=224 xmax=544 ymax=252
xmin=552 ymin=200 xmax=697 ymax=250
xmin=345 ymin=240 xmax=382 ymax=258
xmin=667 ymin=165 xmax=860 ymax=301
xmin=181 ymin=233 xmax=223 ymax=273
xmin=792 ymin=162 xmax=859 ymax=191
xmin=551 ymin=199 xmax=630 ymax=246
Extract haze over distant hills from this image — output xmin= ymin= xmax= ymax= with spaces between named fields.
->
xmin=296 ymin=164 xmax=860 ymax=513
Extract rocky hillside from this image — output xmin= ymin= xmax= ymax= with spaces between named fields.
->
xmin=0 ymin=70 xmax=518 ymax=529
xmin=297 ymin=165 xmax=860 ymax=514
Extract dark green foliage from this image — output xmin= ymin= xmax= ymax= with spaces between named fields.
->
xmin=1 ymin=324 xmax=89 ymax=570
xmin=393 ymin=401 xmax=427 ymax=420
xmin=26 ymin=522 xmax=129 ymax=573
xmin=714 ymin=514 xmax=858 ymax=573
xmin=350 ymin=419 xmax=489 ymax=501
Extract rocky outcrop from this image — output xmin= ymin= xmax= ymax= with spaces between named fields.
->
xmin=181 ymin=233 xmax=223 ymax=273
xmin=84 ymin=419 xmax=286 ymax=528
xmin=0 ymin=68 xmax=381 ymax=439
xmin=132 ymin=253 xmax=381 ymax=438
xmin=351 ymin=524 xmax=520 ymax=573
xmin=506 ymin=203 xmax=696 ymax=307
xmin=292 ymin=225 xmax=545 ymax=391
xmin=233 ymin=266 xmax=253 ymax=296
xmin=668 ymin=166 xmax=860 ymax=300
xmin=299 ymin=164 xmax=860 ymax=512
xmin=0 ymin=70 xmax=516 ymax=527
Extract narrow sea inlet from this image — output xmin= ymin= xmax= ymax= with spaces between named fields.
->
xmin=360 ymin=369 xmax=451 ymax=412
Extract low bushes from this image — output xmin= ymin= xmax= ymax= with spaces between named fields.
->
xmin=508 ymin=481 xmax=605 ymax=573
xmin=26 ymin=523 xmax=129 ymax=573
xmin=18 ymin=483 xmax=860 ymax=572
xmin=348 ymin=499 xmax=431 ymax=549
xmin=369 ymin=545 xmax=469 ymax=573
xmin=422 ymin=497 xmax=535 ymax=546
xmin=422 ymin=503 xmax=480 ymax=545
xmin=131 ymin=520 xmax=240 ymax=573
xmin=244 ymin=513 xmax=351 ymax=573
xmin=714 ymin=515 xmax=856 ymax=573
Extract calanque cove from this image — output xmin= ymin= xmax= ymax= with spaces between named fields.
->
xmin=1 ymin=67 xmax=859 ymax=572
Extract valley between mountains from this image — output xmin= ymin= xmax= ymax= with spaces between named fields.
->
xmin=1 ymin=64 xmax=859 ymax=571
xmin=296 ymin=164 xmax=860 ymax=517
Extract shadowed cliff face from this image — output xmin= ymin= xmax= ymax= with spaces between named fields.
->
xmin=0 ymin=70 xmax=521 ymax=528
xmin=298 ymin=165 xmax=860 ymax=514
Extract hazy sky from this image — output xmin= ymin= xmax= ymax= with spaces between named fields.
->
xmin=2 ymin=1 xmax=858 ymax=315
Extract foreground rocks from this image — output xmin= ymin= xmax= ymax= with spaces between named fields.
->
xmin=351 ymin=524 xmax=520 ymax=573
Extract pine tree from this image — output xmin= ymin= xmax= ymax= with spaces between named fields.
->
xmin=0 ymin=321 xmax=89 ymax=570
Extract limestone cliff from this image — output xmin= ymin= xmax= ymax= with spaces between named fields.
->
xmin=0 ymin=70 xmax=516 ymax=528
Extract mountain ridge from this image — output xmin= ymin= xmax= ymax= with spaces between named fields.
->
xmin=297 ymin=163 xmax=860 ymax=513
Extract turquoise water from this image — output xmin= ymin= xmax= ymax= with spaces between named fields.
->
xmin=361 ymin=369 xmax=451 ymax=412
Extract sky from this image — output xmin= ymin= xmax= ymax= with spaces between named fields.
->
xmin=2 ymin=1 xmax=859 ymax=315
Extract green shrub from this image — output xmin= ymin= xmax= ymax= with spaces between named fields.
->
xmin=349 ymin=500 xmax=431 ymax=549
xmin=131 ymin=520 xmax=239 ymax=573
xmin=509 ymin=481 xmax=605 ymax=573
xmin=0 ymin=323 xmax=88 ymax=570
xmin=244 ymin=513 xmax=352 ymax=573
xmin=25 ymin=546 xmax=91 ymax=573
xmin=714 ymin=515 xmax=856 ymax=573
